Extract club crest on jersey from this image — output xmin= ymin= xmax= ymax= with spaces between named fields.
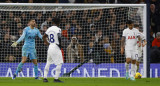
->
xmin=128 ymin=36 xmax=135 ymax=39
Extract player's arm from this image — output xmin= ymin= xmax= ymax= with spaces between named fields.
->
xmin=11 ymin=28 xmax=26 ymax=47
xmin=121 ymin=36 xmax=125 ymax=55
xmin=141 ymin=33 xmax=147 ymax=47
xmin=37 ymin=29 xmax=43 ymax=40
xmin=57 ymin=33 xmax=62 ymax=49
xmin=42 ymin=34 xmax=49 ymax=46
xmin=138 ymin=36 xmax=141 ymax=46
xmin=137 ymin=31 xmax=142 ymax=47
xmin=142 ymin=39 xmax=147 ymax=47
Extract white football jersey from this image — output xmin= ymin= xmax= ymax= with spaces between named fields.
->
xmin=140 ymin=32 xmax=145 ymax=40
xmin=122 ymin=28 xmax=140 ymax=50
xmin=45 ymin=26 xmax=61 ymax=45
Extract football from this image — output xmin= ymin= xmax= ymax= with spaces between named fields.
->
xmin=135 ymin=72 xmax=142 ymax=79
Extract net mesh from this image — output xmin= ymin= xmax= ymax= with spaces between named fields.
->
xmin=0 ymin=4 xmax=145 ymax=77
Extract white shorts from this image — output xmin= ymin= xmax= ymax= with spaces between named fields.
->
xmin=47 ymin=44 xmax=63 ymax=65
xmin=125 ymin=50 xmax=138 ymax=60
xmin=136 ymin=49 xmax=142 ymax=62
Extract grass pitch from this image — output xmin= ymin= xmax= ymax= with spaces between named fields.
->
xmin=0 ymin=77 xmax=160 ymax=86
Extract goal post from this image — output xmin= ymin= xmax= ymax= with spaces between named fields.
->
xmin=0 ymin=3 xmax=147 ymax=78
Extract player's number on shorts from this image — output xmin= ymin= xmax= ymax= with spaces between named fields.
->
xmin=50 ymin=34 xmax=54 ymax=43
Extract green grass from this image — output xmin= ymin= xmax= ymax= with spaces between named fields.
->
xmin=0 ymin=77 xmax=160 ymax=86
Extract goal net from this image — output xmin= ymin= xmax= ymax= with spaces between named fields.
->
xmin=0 ymin=3 xmax=147 ymax=77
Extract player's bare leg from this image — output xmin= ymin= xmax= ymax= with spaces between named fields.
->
xmin=32 ymin=59 xmax=40 ymax=80
xmin=12 ymin=57 xmax=27 ymax=79
xmin=43 ymin=62 xmax=51 ymax=82
xmin=130 ymin=60 xmax=136 ymax=81
xmin=54 ymin=63 xmax=63 ymax=83
xmin=125 ymin=58 xmax=131 ymax=80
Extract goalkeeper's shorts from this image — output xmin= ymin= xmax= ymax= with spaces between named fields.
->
xmin=22 ymin=47 xmax=37 ymax=60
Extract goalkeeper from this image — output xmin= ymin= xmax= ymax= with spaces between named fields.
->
xmin=11 ymin=19 xmax=42 ymax=79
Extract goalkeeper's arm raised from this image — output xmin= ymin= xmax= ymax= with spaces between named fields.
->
xmin=11 ymin=28 xmax=26 ymax=47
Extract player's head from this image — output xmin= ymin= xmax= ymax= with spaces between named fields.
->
xmin=28 ymin=19 xmax=36 ymax=27
xmin=156 ymin=32 xmax=160 ymax=40
xmin=127 ymin=20 xmax=134 ymax=29
xmin=52 ymin=17 xmax=61 ymax=26
xmin=71 ymin=36 xmax=78 ymax=45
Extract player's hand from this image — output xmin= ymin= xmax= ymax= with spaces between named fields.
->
xmin=11 ymin=41 xmax=18 ymax=47
xmin=44 ymin=42 xmax=49 ymax=46
xmin=138 ymin=42 xmax=141 ymax=47
xmin=142 ymin=41 xmax=147 ymax=47
xmin=121 ymin=47 xmax=124 ymax=55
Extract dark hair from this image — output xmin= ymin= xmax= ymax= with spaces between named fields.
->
xmin=127 ymin=20 xmax=133 ymax=24
xmin=52 ymin=17 xmax=61 ymax=25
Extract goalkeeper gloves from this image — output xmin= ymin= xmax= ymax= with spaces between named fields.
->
xmin=11 ymin=41 xmax=18 ymax=47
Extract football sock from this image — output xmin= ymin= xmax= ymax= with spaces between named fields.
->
xmin=34 ymin=64 xmax=38 ymax=77
xmin=131 ymin=64 xmax=136 ymax=77
xmin=125 ymin=62 xmax=129 ymax=72
xmin=44 ymin=62 xmax=50 ymax=78
xmin=15 ymin=62 xmax=24 ymax=75
xmin=55 ymin=64 xmax=62 ymax=79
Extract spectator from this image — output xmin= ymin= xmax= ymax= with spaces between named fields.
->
xmin=21 ymin=12 xmax=27 ymax=26
xmin=103 ymin=36 xmax=114 ymax=63
xmin=150 ymin=0 xmax=160 ymax=33
xmin=77 ymin=31 xmax=85 ymax=45
xmin=66 ymin=36 xmax=84 ymax=63
xmin=5 ymin=0 xmax=13 ymax=3
xmin=40 ymin=17 xmax=52 ymax=30
xmin=152 ymin=32 xmax=160 ymax=47
xmin=62 ymin=23 xmax=70 ymax=39
xmin=129 ymin=8 xmax=142 ymax=29
xmin=150 ymin=28 xmax=155 ymax=47
xmin=92 ymin=37 xmax=109 ymax=64
xmin=111 ymin=32 xmax=124 ymax=63
xmin=51 ymin=11 xmax=57 ymax=18
xmin=61 ymin=36 xmax=70 ymax=62
xmin=151 ymin=32 xmax=160 ymax=63
xmin=84 ymin=0 xmax=100 ymax=3
xmin=5 ymin=55 xmax=16 ymax=62
xmin=0 ymin=33 xmax=14 ymax=61
xmin=87 ymin=41 xmax=94 ymax=63
xmin=33 ymin=0 xmax=58 ymax=3
xmin=28 ymin=11 xmax=36 ymax=19
xmin=95 ymin=30 xmax=102 ymax=42
xmin=118 ymin=0 xmax=138 ymax=3
xmin=36 ymin=12 xmax=44 ymax=29
xmin=150 ymin=3 xmax=160 ymax=34
xmin=137 ymin=0 xmax=145 ymax=3
xmin=118 ymin=22 xmax=126 ymax=36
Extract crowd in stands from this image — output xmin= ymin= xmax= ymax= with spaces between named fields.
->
xmin=0 ymin=0 xmax=160 ymax=63
xmin=0 ymin=7 xmax=141 ymax=63
xmin=150 ymin=0 xmax=160 ymax=63
xmin=0 ymin=0 xmax=145 ymax=3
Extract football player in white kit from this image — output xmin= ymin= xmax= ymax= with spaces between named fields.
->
xmin=134 ymin=25 xmax=147 ymax=72
xmin=121 ymin=20 xmax=141 ymax=81
xmin=42 ymin=17 xmax=63 ymax=83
